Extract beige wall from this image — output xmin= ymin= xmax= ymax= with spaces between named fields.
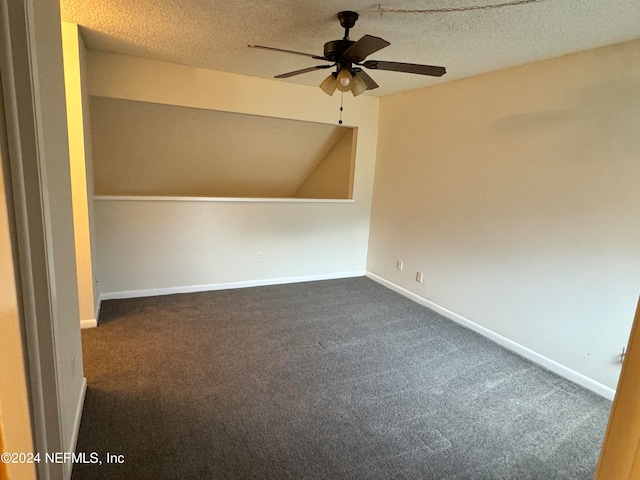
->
xmin=79 ymin=27 xmax=100 ymax=320
xmin=0 ymin=427 xmax=4 ymax=480
xmin=87 ymin=51 xmax=379 ymax=295
xmin=368 ymin=38 xmax=640 ymax=392
xmin=62 ymin=22 xmax=96 ymax=325
xmin=0 ymin=141 xmax=35 ymax=480
xmin=89 ymin=96 xmax=352 ymax=198
xmin=295 ymin=128 xmax=356 ymax=199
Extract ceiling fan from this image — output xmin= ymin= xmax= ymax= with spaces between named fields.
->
xmin=249 ymin=11 xmax=446 ymax=97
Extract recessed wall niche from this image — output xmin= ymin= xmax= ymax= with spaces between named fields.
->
xmin=89 ymin=96 xmax=357 ymax=199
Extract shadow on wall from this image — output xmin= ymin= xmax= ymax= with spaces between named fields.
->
xmin=492 ymin=78 xmax=640 ymax=134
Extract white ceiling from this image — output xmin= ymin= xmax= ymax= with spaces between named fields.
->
xmin=61 ymin=0 xmax=640 ymax=97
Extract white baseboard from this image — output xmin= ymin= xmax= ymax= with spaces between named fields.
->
xmin=366 ymin=272 xmax=615 ymax=400
xmin=80 ymin=318 xmax=97 ymax=329
xmin=66 ymin=376 xmax=87 ymax=479
xmin=100 ymin=271 xmax=365 ymax=301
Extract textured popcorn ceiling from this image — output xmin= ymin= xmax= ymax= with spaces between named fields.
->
xmin=60 ymin=0 xmax=640 ymax=96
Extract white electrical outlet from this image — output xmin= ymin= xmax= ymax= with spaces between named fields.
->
xmin=416 ymin=271 xmax=423 ymax=283
xmin=397 ymin=259 xmax=403 ymax=271
xmin=256 ymin=252 xmax=262 ymax=262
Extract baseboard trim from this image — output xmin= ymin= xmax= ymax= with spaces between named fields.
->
xmin=66 ymin=377 xmax=87 ymax=479
xmin=80 ymin=318 xmax=97 ymax=329
xmin=366 ymin=272 xmax=616 ymax=400
xmin=100 ymin=271 xmax=366 ymax=301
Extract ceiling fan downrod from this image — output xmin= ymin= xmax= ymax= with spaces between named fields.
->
xmin=338 ymin=11 xmax=359 ymax=40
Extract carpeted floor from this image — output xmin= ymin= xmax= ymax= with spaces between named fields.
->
xmin=72 ymin=277 xmax=611 ymax=479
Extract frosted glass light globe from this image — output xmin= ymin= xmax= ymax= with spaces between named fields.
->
xmin=336 ymin=69 xmax=353 ymax=92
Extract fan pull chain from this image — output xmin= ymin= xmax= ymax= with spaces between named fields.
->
xmin=338 ymin=92 xmax=344 ymax=125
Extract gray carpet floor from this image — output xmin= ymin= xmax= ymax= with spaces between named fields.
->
xmin=72 ymin=277 xmax=611 ymax=479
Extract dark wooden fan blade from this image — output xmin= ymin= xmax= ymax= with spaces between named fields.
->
xmin=363 ymin=60 xmax=446 ymax=77
xmin=249 ymin=45 xmax=326 ymax=60
xmin=274 ymin=65 xmax=333 ymax=79
xmin=343 ymin=35 xmax=390 ymax=62
xmin=354 ymin=69 xmax=379 ymax=90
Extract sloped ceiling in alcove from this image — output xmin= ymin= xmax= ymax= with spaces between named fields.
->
xmin=90 ymin=96 xmax=353 ymax=197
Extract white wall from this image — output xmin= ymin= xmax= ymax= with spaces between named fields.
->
xmin=87 ymin=51 xmax=379 ymax=296
xmin=29 ymin=1 xmax=86 ymax=463
xmin=367 ymin=38 xmax=640 ymax=393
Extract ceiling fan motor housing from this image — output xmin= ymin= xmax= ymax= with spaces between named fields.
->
xmin=323 ymin=39 xmax=355 ymax=62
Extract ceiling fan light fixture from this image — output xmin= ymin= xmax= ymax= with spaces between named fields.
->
xmin=350 ymin=74 xmax=368 ymax=96
xmin=252 ymin=10 xmax=447 ymax=99
xmin=336 ymin=69 xmax=353 ymax=92
xmin=320 ymin=73 xmax=338 ymax=95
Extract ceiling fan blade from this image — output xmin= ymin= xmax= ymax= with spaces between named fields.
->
xmin=343 ymin=35 xmax=390 ymax=63
xmin=274 ymin=65 xmax=333 ymax=79
xmin=363 ymin=60 xmax=446 ymax=77
xmin=249 ymin=45 xmax=325 ymax=60
xmin=353 ymin=69 xmax=379 ymax=90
